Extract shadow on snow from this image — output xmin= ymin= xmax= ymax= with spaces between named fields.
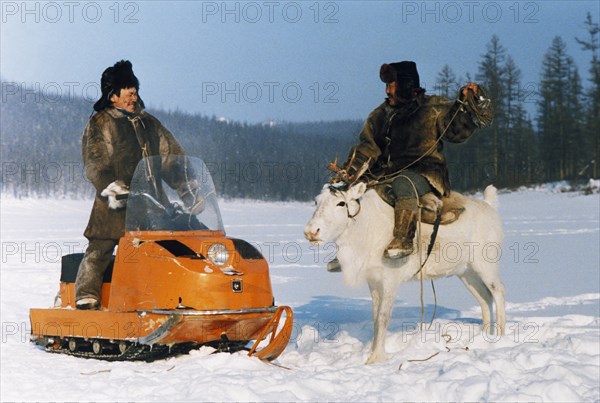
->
xmin=291 ymin=295 xmax=481 ymax=344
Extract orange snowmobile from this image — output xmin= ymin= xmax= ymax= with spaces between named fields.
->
xmin=30 ymin=156 xmax=293 ymax=362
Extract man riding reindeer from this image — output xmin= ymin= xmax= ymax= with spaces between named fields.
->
xmin=331 ymin=61 xmax=493 ymax=263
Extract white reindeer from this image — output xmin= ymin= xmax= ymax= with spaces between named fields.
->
xmin=304 ymin=182 xmax=506 ymax=364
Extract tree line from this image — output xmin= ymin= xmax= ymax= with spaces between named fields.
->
xmin=443 ymin=13 xmax=599 ymax=189
xmin=0 ymin=89 xmax=361 ymax=200
xmin=1 ymin=14 xmax=598 ymax=200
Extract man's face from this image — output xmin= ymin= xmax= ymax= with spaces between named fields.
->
xmin=396 ymin=77 xmax=416 ymax=100
xmin=385 ymin=82 xmax=398 ymax=106
xmin=111 ymin=87 xmax=138 ymax=113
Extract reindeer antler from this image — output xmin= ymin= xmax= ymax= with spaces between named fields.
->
xmin=328 ymin=150 xmax=371 ymax=185
xmin=352 ymin=158 xmax=371 ymax=184
xmin=328 ymin=155 xmax=349 ymax=184
xmin=328 ymin=155 xmax=342 ymax=175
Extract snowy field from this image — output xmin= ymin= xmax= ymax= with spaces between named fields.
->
xmin=1 ymin=187 xmax=599 ymax=402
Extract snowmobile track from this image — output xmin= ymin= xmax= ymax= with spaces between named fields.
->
xmin=38 ymin=338 xmax=249 ymax=362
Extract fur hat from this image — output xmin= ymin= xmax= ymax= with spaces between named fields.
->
xmin=93 ymin=60 xmax=145 ymax=112
xmin=379 ymin=61 xmax=420 ymax=88
xmin=380 ymin=61 xmax=422 ymax=100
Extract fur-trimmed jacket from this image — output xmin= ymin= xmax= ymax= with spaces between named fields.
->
xmin=347 ymin=92 xmax=483 ymax=197
xmin=82 ymin=105 xmax=185 ymax=240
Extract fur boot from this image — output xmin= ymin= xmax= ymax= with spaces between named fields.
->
xmin=384 ymin=202 xmax=418 ymax=259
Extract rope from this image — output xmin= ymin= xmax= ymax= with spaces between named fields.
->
xmin=367 ymin=86 xmax=492 ymax=188
xmin=360 ymin=88 xmax=491 ymax=333
xmin=386 ymin=88 xmax=492 ymax=329
xmin=128 ymin=115 xmax=158 ymax=198
xmin=368 ymin=103 xmax=463 ymax=187
xmin=182 ymin=157 xmax=196 ymax=228
xmin=367 ymin=95 xmax=485 ymax=331
xmin=428 ymin=280 xmax=438 ymax=330
xmin=395 ymin=175 xmax=439 ymax=330
xmin=396 ymin=175 xmax=426 ymax=326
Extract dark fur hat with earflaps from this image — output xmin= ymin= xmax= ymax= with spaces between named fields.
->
xmin=380 ymin=61 xmax=423 ymax=99
xmin=379 ymin=61 xmax=420 ymax=87
xmin=93 ymin=60 xmax=145 ymax=112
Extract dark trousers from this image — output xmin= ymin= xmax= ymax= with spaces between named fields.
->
xmin=391 ymin=170 xmax=432 ymax=209
xmin=74 ymin=239 xmax=118 ymax=301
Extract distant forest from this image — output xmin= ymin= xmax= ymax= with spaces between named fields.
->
xmin=1 ymin=14 xmax=598 ymax=201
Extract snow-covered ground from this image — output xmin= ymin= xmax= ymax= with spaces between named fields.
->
xmin=1 ymin=188 xmax=599 ymax=402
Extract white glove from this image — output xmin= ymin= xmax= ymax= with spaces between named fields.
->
xmin=101 ymin=180 xmax=129 ymax=210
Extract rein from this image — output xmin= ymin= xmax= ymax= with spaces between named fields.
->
xmin=366 ymin=87 xmax=492 ymax=188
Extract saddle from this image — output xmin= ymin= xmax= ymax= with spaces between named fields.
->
xmin=374 ymin=184 xmax=466 ymax=225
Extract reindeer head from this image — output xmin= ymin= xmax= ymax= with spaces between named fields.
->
xmin=304 ymin=182 xmax=367 ymax=244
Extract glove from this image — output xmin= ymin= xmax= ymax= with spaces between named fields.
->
xmin=101 ymin=180 xmax=129 ymax=210
xmin=458 ymin=83 xmax=493 ymax=127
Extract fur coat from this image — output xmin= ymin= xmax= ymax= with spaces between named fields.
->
xmin=347 ymin=93 xmax=481 ymax=197
xmin=82 ymin=105 xmax=185 ymax=240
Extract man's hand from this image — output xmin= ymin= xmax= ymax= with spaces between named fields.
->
xmin=187 ymin=195 xmax=205 ymax=215
xmin=458 ymin=82 xmax=493 ymax=127
xmin=101 ymin=180 xmax=129 ymax=209
xmin=461 ymin=82 xmax=479 ymax=98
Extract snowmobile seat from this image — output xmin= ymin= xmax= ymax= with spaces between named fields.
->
xmin=59 ymin=253 xmax=115 ymax=283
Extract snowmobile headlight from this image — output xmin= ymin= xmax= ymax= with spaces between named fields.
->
xmin=208 ymin=242 xmax=229 ymax=266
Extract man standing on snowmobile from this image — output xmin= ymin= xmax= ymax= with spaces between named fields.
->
xmin=333 ymin=61 xmax=493 ymax=261
xmin=75 ymin=60 xmax=202 ymax=310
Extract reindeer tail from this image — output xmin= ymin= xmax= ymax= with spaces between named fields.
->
xmin=483 ymin=185 xmax=499 ymax=210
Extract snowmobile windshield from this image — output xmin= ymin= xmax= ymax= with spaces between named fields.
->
xmin=125 ymin=155 xmax=225 ymax=233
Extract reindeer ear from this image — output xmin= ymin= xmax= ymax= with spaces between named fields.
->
xmin=348 ymin=182 xmax=367 ymax=199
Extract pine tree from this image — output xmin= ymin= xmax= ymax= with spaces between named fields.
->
xmin=435 ymin=64 xmax=458 ymax=98
xmin=476 ymin=35 xmax=507 ymax=184
xmin=575 ymin=12 xmax=600 ymax=178
xmin=538 ymin=36 xmax=583 ymax=181
xmin=565 ymin=65 xmax=584 ymax=178
xmin=504 ymin=55 xmax=536 ymax=185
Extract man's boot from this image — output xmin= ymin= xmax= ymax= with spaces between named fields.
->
xmin=384 ymin=203 xmax=418 ymax=259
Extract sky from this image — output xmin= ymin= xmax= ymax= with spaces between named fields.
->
xmin=1 ymin=0 xmax=599 ymax=123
